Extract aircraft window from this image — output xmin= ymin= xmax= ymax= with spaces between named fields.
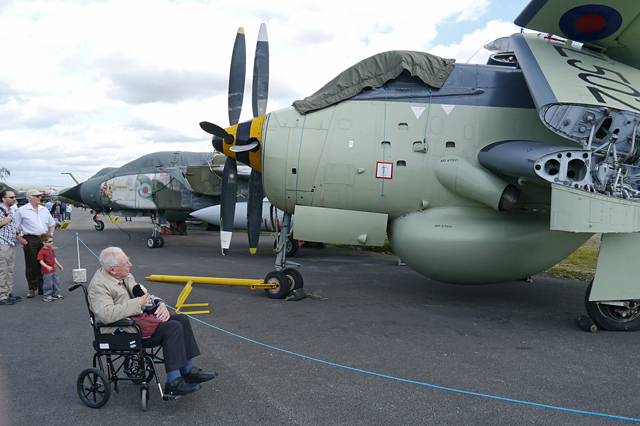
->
xmin=446 ymin=141 xmax=456 ymax=149
xmin=381 ymin=141 xmax=391 ymax=149
xmin=292 ymin=168 xmax=297 ymax=175
xmin=398 ymin=123 xmax=408 ymax=131
xmin=397 ymin=160 xmax=406 ymax=167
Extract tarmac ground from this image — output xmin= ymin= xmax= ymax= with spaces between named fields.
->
xmin=1 ymin=209 xmax=640 ymax=425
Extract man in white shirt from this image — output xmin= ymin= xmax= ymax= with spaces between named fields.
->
xmin=14 ymin=189 xmax=55 ymax=298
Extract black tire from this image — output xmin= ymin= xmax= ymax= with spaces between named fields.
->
xmin=177 ymin=221 xmax=187 ymax=235
xmin=146 ymin=237 xmax=156 ymax=249
xmin=264 ymin=271 xmax=291 ymax=299
xmin=94 ymin=220 xmax=105 ymax=231
xmin=585 ymin=281 xmax=640 ymax=331
xmin=283 ymin=268 xmax=304 ymax=291
xmin=141 ymin=385 xmax=149 ymax=411
xmin=77 ymin=368 xmax=111 ymax=409
xmin=286 ymin=236 xmax=299 ymax=257
xmin=274 ymin=236 xmax=300 ymax=257
xmin=155 ymin=236 xmax=165 ymax=248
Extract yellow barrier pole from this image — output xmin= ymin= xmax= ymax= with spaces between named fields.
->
xmin=146 ymin=275 xmax=276 ymax=289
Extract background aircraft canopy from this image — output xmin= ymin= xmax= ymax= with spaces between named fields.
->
xmin=292 ymin=50 xmax=455 ymax=114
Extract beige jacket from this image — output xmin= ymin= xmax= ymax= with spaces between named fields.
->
xmin=87 ymin=268 xmax=163 ymax=335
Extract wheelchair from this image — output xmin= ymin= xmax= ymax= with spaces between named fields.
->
xmin=71 ymin=283 xmax=177 ymax=410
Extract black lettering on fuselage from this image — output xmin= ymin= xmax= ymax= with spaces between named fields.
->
xmin=552 ymin=46 xmax=640 ymax=112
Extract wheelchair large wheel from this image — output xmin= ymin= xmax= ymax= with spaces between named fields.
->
xmin=77 ymin=368 xmax=111 ymax=408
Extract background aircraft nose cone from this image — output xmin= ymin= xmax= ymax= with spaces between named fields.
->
xmin=60 ymin=183 xmax=83 ymax=205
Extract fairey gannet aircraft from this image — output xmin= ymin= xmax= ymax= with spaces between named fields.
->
xmin=200 ymin=2 xmax=640 ymax=330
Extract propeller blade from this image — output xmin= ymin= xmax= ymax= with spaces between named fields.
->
xmin=246 ymin=23 xmax=269 ymax=253
xmin=220 ymin=156 xmax=238 ymax=255
xmin=252 ymin=23 xmax=269 ymax=118
xmin=199 ymin=121 xmax=234 ymax=143
xmin=229 ymin=141 xmax=259 ymax=152
xmin=229 ymin=28 xmax=246 ymax=126
xmin=247 ymin=170 xmax=264 ymax=254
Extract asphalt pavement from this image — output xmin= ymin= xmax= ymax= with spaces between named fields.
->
xmin=0 ymin=209 xmax=639 ymax=425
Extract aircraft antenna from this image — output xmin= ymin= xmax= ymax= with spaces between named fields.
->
xmin=465 ymin=37 xmax=492 ymax=63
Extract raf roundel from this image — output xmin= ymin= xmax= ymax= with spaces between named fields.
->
xmin=559 ymin=4 xmax=623 ymax=42
xmin=139 ymin=183 xmax=152 ymax=198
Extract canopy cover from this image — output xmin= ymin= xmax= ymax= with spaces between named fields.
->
xmin=292 ymin=50 xmax=456 ymax=113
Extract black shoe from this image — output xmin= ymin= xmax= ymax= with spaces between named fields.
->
xmin=0 ymin=298 xmax=15 ymax=306
xmin=9 ymin=294 xmax=21 ymax=303
xmin=164 ymin=377 xmax=201 ymax=395
xmin=181 ymin=366 xmax=217 ymax=384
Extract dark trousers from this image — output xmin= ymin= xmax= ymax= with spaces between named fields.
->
xmin=22 ymin=235 xmax=42 ymax=292
xmin=143 ymin=314 xmax=201 ymax=372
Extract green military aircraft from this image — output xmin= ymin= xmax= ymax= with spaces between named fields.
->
xmin=61 ymin=151 xmax=250 ymax=248
xmin=201 ymin=0 xmax=640 ymax=329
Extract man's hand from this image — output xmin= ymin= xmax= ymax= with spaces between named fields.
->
xmin=138 ymin=294 xmax=152 ymax=308
xmin=154 ymin=302 xmax=170 ymax=322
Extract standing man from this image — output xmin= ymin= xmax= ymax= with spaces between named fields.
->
xmin=14 ymin=189 xmax=55 ymax=298
xmin=0 ymin=189 xmax=21 ymax=305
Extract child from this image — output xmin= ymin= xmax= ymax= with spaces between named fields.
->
xmin=37 ymin=233 xmax=64 ymax=302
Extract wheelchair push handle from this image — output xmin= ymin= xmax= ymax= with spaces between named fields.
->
xmin=70 ymin=284 xmax=82 ymax=292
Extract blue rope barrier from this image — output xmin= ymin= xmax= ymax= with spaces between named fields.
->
xmin=181 ymin=309 xmax=640 ymax=423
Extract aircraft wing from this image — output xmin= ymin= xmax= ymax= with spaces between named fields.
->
xmin=514 ymin=0 xmax=640 ymax=68
xmin=510 ymin=32 xmax=640 ymax=147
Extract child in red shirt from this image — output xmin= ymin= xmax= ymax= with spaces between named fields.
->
xmin=37 ymin=233 xmax=64 ymax=302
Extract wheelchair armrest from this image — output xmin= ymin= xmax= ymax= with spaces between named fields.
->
xmin=97 ymin=319 xmax=134 ymax=327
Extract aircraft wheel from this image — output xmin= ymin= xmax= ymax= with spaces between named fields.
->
xmin=155 ymin=236 xmax=164 ymax=248
xmin=146 ymin=237 xmax=156 ymax=249
xmin=77 ymin=368 xmax=110 ymax=409
xmin=283 ymin=268 xmax=304 ymax=291
xmin=177 ymin=221 xmax=187 ymax=235
xmin=274 ymin=236 xmax=299 ymax=257
xmin=264 ymin=271 xmax=290 ymax=299
xmin=94 ymin=220 xmax=105 ymax=231
xmin=585 ymin=281 xmax=640 ymax=331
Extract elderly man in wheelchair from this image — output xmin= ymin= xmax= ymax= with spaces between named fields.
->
xmin=77 ymin=246 xmax=215 ymax=409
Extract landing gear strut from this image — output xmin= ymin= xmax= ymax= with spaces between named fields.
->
xmin=146 ymin=214 xmax=165 ymax=249
xmin=265 ymin=212 xmax=303 ymax=299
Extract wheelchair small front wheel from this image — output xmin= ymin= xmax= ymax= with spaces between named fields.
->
xmin=141 ymin=385 xmax=149 ymax=411
xmin=77 ymin=368 xmax=111 ymax=409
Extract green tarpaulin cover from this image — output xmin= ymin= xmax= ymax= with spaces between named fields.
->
xmin=292 ymin=50 xmax=455 ymax=113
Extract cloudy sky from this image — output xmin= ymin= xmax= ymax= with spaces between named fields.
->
xmin=0 ymin=0 xmax=531 ymax=190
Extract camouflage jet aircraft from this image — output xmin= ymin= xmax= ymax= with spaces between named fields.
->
xmin=200 ymin=1 xmax=640 ymax=330
xmin=61 ymin=151 xmax=249 ymax=248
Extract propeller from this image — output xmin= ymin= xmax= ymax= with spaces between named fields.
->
xmin=200 ymin=24 xmax=269 ymax=255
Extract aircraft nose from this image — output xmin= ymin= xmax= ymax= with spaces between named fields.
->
xmin=60 ymin=183 xmax=83 ymax=205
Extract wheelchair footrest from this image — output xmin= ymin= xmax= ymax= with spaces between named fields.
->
xmin=162 ymin=394 xmax=182 ymax=401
